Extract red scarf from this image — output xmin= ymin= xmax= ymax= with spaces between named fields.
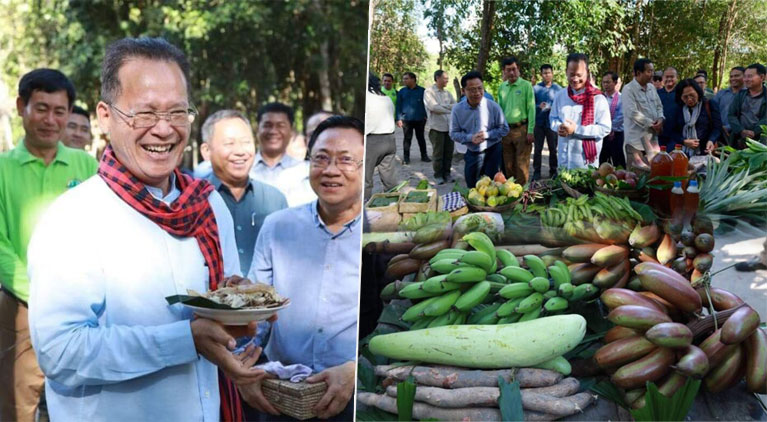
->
xmin=98 ymin=145 xmax=243 ymax=421
xmin=568 ymin=82 xmax=602 ymax=163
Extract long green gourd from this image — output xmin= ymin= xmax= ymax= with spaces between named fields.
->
xmin=369 ymin=315 xmax=586 ymax=369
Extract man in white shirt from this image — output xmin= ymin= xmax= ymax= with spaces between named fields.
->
xmin=27 ymin=37 xmax=266 ymax=421
xmin=621 ymin=58 xmax=665 ymax=170
xmin=424 ymin=70 xmax=456 ymax=184
xmin=251 ymin=102 xmax=316 ymax=206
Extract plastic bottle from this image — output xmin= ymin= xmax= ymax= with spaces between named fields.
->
xmin=670 ymin=181 xmax=685 ymax=227
xmin=649 ymin=146 xmax=673 ymax=215
xmin=683 ymin=179 xmax=700 ymax=227
xmin=670 ymin=145 xmax=689 ymax=189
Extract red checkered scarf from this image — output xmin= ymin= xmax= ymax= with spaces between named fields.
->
xmin=98 ymin=145 xmax=245 ymax=421
xmin=568 ymin=81 xmax=603 ymax=163
xmin=97 ymin=145 xmax=224 ymax=290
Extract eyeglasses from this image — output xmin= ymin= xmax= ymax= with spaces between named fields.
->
xmin=109 ymin=103 xmax=197 ymax=128
xmin=310 ymin=153 xmax=363 ymax=172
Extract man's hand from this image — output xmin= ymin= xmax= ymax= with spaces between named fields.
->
xmin=705 ymin=141 xmax=715 ymax=154
xmin=651 ymin=119 xmax=664 ymax=134
xmin=558 ymin=119 xmax=576 ymax=137
xmin=306 ymin=361 xmax=356 ymax=420
xmin=238 ymin=373 xmax=281 ymax=416
xmin=526 ymin=133 xmax=534 ymax=145
xmin=539 ymin=101 xmax=548 ymax=110
xmin=191 ymin=318 xmax=266 ymax=385
xmin=683 ymin=138 xmax=700 ymax=149
xmin=471 ymin=131 xmax=486 ymax=145
xmin=396 ymin=120 xmax=403 ymax=129
xmin=742 ymin=129 xmax=756 ymax=139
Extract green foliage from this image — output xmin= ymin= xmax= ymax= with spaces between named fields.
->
xmin=498 ymin=376 xmax=524 ymax=422
xmin=396 ymin=376 xmax=416 ymax=422
xmin=630 ymin=378 xmax=701 ymax=421
xmin=1 ymin=0 xmax=368 ymax=149
xmin=369 ymin=0 xmax=428 ymax=79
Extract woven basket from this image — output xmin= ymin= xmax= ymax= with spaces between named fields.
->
xmin=466 ymin=197 xmax=521 ymax=213
xmin=262 ymin=379 xmax=328 ymax=420
xmin=594 ymin=185 xmax=645 ymax=200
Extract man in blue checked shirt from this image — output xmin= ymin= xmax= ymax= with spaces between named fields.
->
xmin=243 ymin=116 xmax=362 ymax=421
xmin=450 ymin=71 xmax=510 ymax=188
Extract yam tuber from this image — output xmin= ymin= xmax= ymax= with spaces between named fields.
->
xmin=374 ymin=365 xmax=563 ymax=388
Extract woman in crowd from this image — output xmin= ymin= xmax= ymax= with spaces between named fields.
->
xmin=672 ymin=78 xmax=722 ymax=156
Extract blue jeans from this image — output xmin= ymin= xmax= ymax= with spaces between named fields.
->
xmin=464 ymin=142 xmax=503 ymax=188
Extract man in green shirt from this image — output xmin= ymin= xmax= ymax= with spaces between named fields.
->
xmin=381 ymin=73 xmax=397 ymax=107
xmin=497 ymin=56 xmax=536 ymax=185
xmin=0 ymin=69 xmax=97 ymax=422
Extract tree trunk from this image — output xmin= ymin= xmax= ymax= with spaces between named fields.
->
xmin=476 ymin=0 xmax=496 ymax=76
xmin=713 ymin=0 xmax=739 ymax=89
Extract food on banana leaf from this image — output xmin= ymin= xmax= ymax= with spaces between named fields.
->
xmin=404 ymin=191 xmax=431 ymax=203
xmin=191 ymin=280 xmax=287 ymax=309
xmin=368 ymin=196 xmax=400 ymax=208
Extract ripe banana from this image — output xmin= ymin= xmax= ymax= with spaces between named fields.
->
xmin=496 ymin=248 xmax=520 ymax=268
xmin=453 ymin=280 xmax=491 ymax=312
xmin=422 ymin=289 xmax=462 ymax=317
xmin=498 ymin=282 xmax=534 ymax=299
xmin=524 ymin=255 xmax=548 ymax=278
xmin=446 ymin=266 xmax=487 ymax=283
xmin=459 ymin=250 xmax=494 ymax=273
xmin=462 ymin=232 xmax=496 ymax=264
xmin=499 ymin=266 xmax=534 ymax=283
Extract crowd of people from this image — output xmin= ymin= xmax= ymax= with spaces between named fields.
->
xmin=0 ymin=37 xmax=362 ymax=422
xmin=366 ymin=55 xmax=767 ymax=194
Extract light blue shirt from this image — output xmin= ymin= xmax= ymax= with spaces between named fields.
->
xmin=604 ymin=91 xmax=624 ymax=132
xmin=28 ymin=176 xmax=241 ymax=422
xmin=248 ymin=201 xmax=360 ymax=372
xmin=714 ymin=87 xmax=739 ymax=130
xmin=534 ymin=82 xmax=563 ymax=126
xmin=449 ymin=97 xmax=510 ymax=153
xmin=250 ymin=152 xmax=302 ymax=186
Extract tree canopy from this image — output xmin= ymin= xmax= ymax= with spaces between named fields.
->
xmin=0 ymin=0 xmax=368 ymax=151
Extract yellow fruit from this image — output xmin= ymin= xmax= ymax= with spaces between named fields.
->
xmin=487 ymin=196 xmax=499 ymax=207
xmin=487 ymin=185 xmax=499 ymax=197
xmin=478 ymin=185 xmax=488 ymax=197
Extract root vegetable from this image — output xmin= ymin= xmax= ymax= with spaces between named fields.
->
xmin=374 ymin=365 xmax=563 ymax=388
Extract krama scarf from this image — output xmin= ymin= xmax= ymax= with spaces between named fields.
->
xmin=568 ymin=81 xmax=602 ymax=163
xmin=98 ymin=145 xmax=243 ymax=421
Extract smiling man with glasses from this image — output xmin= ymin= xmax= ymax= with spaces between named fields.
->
xmin=26 ymin=37 xmax=268 ymax=422
xmin=241 ymin=116 xmax=363 ymax=421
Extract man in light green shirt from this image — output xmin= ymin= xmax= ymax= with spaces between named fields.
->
xmin=497 ymin=56 xmax=536 ymax=185
xmin=0 ymin=68 xmax=97 ymax=421
xmin=381 ymin=73 xmax=398 ymax=108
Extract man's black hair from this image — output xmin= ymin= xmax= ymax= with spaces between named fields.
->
xmin=566 ymin=53 xmax=589 ymax=67
xmin=460 ymin=70 xmax=483 ymax=89
xmin=382 ymin=73 xmax=394 ymax=80
xmin=653 ymin=72 xmax=663 ymax=82
xmin=501 ymin=56 xmax=519 ymax=69
xmin=434 ymin=69 xmax=445 ymax=81
xmin=101 ymin=37 xmax=189 ymax=104
xmin=403 ymin=72 xmax=417 ymax=81
xmin=71 ymin=105 xmax=89 ymax=118
xmin=633 ymin=58 xmax=653 ymax=75
xmin=602 ymin=71 xmax=619 ymax=83
xmin=257 ymin=102 xmax=295 ymax=126
xmin=731 ymin=66 xmax=746 ymax=73
xmin=696 ymin=69 xmax=708 ymax=79
xmin=747 ymin=63 xmax=767 ymax=76
xmin=540 ymin=64 xmax=553 ymax=72
xmin=18 ymin=68 xmax=76 ymax=108
xmin=307 ymin=115 xmax=364 ymax=154
xmin=674 ymin=78 xmax=704 ymax=105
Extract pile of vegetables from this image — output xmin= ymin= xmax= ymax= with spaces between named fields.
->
xmin=539 ymin=193 xmax=644 ymax=243
xmin=699 ymin=152 xmax=767 ymax=224
xmin=466 ymin=173 xmax=524 ymax=208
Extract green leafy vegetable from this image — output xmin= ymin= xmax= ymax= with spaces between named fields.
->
xmin=630 ymin=378 xmax=701 ymax=421
xmin=498 ymin=376 xmax=524 ymax=422
xmin=396 ymin=376 xmax=416 ymax=422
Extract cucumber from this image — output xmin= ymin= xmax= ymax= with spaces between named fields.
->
xmin=368 ymin=315 xmax=587 ymax=368
xmin=534 ymin=355 xmax=572 ymax=376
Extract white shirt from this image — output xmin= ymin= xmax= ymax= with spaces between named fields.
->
xmin=424 ymin=84 xmax=456 ymax=132
xmin=549 ymin=88 xmax=612 ymax=169
xmin=250 ymin=153 xmax=316 ymax=207
xmin=27 ymin=176 xmax=240 ymax=422
xmin=365 ymin=91 xmax=396 ymax=135
xmin=621 ymin=78 xmax=665 ymax=149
